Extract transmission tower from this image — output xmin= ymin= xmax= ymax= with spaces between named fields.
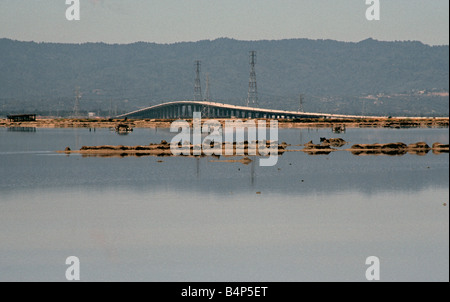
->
xmin=298 ymin=94 xmax=304 ymax=112
xmin=194 ymin=60 xmax=203 ymax=102
xmin=73 ymin=87 xmax=81 ymax=117
xmin=246 ymin=51 xmax=258 ymax=107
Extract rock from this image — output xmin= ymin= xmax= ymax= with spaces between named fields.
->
xmin=410 ymin=150 xmax=429 ymax=156
xmin=407 ymin=142 xmax=431 ymax=155
xmin=408 ymin=142 xmax=430 ymax=149
xmin=304 ymin=140 xmax=315 ymax=147
xmin=321 ymin=138 xmax=346 ymax=147
xmin=432 ymin=142 xmax=449 ymax=150
xmin=432 ymin=142 xmax=450 ymax=154
xmin=350 ymin=142 xmax=409 ymax=156
xmin=115 ymin=124 xmax=132 ymax=132
xmin=351 ymin=143 xmax=407 ymax=150
xmin=65 ymin=147 xmax=71 ymax=151
xmin=241 ymin=157 xmax=252 ymax=165
xmin=381 ymin=142 xmax=407 ymax=149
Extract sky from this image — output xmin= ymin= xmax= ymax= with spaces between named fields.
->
xmin=0 ymin=0 xmax=448 ymax=45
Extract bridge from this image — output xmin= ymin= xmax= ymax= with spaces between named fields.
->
xmin=118 ymin=101 xmax=369 ymax=119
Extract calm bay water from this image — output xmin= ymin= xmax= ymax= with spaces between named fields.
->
xmin=0 ymin=127 xmax=448 ymax=281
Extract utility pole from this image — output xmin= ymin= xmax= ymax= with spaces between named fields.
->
xmin=56 ymin=100 xmax=62 ymax=117
xmin=298 ymin=94 xmax=304 ymax=112
xmin=109 ymin=99 xmax=113 ymax=118
xmin=246 ymin=51 xmax=258 ymax=107
xmin=194 ymin=60 xmax=203 ymax=102
xmin=73 ymin=87 xmax=81 ymax=117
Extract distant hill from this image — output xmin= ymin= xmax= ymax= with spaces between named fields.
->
xmin=0 ymin=38 xmax=448 ymax=117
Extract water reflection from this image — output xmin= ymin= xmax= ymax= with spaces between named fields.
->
xmin=7 ymin=127 xmax=36 ymax=132
xmin=0 ymin=186 xmax=447 ymax=282
xmin=0 ymin=127 xmax=448 ymax=281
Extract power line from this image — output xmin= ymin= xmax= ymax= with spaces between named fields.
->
xmin=298 ymin=94 xmax=304 ymax=112
xmin=72 ymin=87 xmax=81 ymax=117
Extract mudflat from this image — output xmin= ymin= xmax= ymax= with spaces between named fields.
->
xmin=0 ymin=117 xmax=448 ymax=129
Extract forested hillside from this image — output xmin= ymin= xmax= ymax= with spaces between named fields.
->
xmin=0 ymin=38 xmax=448 ymax=116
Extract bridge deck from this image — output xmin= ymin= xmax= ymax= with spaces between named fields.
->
xmin=118 ymin=101 xmax=377 ymax=120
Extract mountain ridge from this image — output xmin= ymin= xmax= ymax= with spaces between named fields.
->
xmin=0 ymin=37 xmax=448 ymax=116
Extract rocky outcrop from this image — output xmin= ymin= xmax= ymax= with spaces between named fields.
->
xmin=348 ymin=142 xmax=447 ymax=156
xmin=115 ymin=124 xmax=133 ymax=132
xmin=432 ymin=142 xmax=449 ymax=150
xmin=65 ymin=140 xmax=286 ymax=157
xmin=406 ymin=142 xmax=431 ymax=155
xmin=302 ymin=141 xmax=337 ymax=155
xmin=319 ymin=138 xmax=346 ymax=147
xmin=432 ymin=142 xmax=449 ymax=154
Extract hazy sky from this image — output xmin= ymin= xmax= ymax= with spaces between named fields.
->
xmin=0 ymin=0 xmax=448 ymax=45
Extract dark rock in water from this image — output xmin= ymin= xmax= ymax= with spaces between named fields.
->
xmin=351 ymin=149 xmax=407 ymax=156
xmin=351 ymin=142 xmax=407 ymax=150
xmin=280 ymin=142 xmax=289 ymax=148
xmin=307 ymin=145 xmax=334 ymax=150
xmin=407 ymin=142 xmax=431 ymax=155
xmin=101 ymin=146 xmax=116 ymax=150
xmin=115 ymin=124 xmax=133 ymax=132
xmin=381 ymin=142 xmax=407 ymax=149
xmin=432 ymin=142 xmax=449 ymax=149
xmin=65 ymin=147 xmax=71 ymax=151
xmin=304 ymin=140 xmax=315 ymax=147
xmin=408 ymin=149 xmax=430 ymax=156
xmin=432 ymin=142 xmax=450 ymax=154
xmin=350 ymin=142 xmax=409 ymax=156
xmin=408 ymin=142 xmax=430 ymax=149
xmin=321 ymin=138 xmax=346 ymax=147
xmin=349 ymin=141 xmax=442 ymax=156
xmin=351 ymin=144 xmax=380 ymax=150
xmin=302 ymin=141 xmax=336 ymax=155
xmin=381 ymin=149 xmax=408 ymax=156
xmin=135 ymin=146 xmax=150 ymax=151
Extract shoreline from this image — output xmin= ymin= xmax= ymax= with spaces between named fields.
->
xmin=1 ymin=117 xmax=449 ymax=129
